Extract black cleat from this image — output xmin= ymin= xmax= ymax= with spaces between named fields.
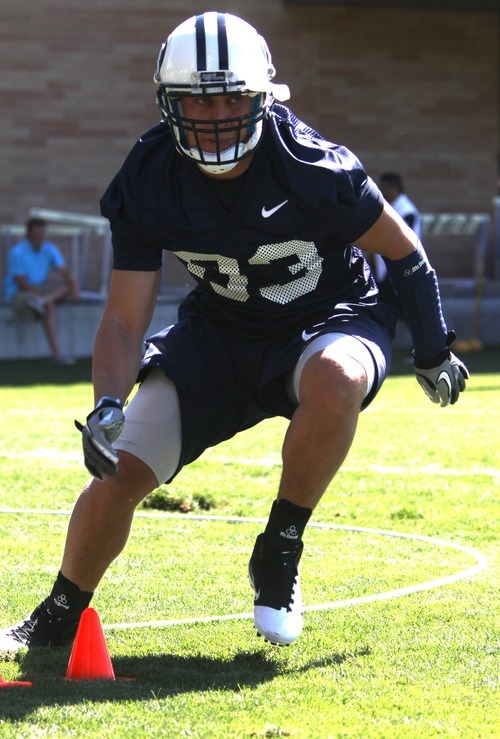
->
xmin=248 ymin=533 xmax=304 ymax=646
xmin=0 ymin=603 xmax=78 ymax=652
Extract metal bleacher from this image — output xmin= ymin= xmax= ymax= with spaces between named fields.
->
xmin=420 ymin=212 xmax=490 ymax=289
xmin=0 ymin=208 xmax=498 ymax=359
xmin=1 ymin=208 xmax=492 ymax=303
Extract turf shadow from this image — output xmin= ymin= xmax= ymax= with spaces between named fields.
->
xmin=0 ymin=646 xmax=370 ymax=720
xmin=0 ymin=358 xmax=92 ymax=386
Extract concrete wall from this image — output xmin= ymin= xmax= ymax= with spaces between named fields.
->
xmin=0 ymin=299 xmax=181 ymax=360
xmin=1 ymin=291 xmax=499 ymax=360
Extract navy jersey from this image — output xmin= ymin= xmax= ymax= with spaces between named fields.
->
xmin=100 ymin=104 xmax=383 ymax=331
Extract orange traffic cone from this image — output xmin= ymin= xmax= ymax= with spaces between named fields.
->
xmin=65 ymin=607 xmax=115 ymax=681
xmin=0 ymin=672 xmax=32 ymax=688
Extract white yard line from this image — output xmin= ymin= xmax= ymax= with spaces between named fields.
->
xmin=0 ymin=509 xmax=487 ymax=632
xmin=2 ymin=451 xmax=499 ymax=478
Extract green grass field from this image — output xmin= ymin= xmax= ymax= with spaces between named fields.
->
xmin=0 ymin=349 xmax=498 ymax=738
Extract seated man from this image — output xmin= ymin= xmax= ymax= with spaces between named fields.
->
xmin=4 ymin=217 xmax=80 ymax=363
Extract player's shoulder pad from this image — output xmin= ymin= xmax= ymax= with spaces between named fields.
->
xmin=267 ymin=104 xmax=372 ymax=210
xmin=269 ymin=105 xmax=365 ymax=176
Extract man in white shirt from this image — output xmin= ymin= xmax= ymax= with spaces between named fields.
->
xmin=372 ymin=173 xmax=422 ymax=310
xmin=379 ymin=172 xmax=421 ymax=239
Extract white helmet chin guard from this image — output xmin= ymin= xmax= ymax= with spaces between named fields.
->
xmin=154 ymin=12 xmax=290 ymax=174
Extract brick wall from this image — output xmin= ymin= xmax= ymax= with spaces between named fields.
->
xmin=1 ymin=1 xmax=498 ymax=278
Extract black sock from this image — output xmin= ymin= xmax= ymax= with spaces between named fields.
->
xmin=264 ymin=498 xmax=312 ymax=549
xmin=40 ymin=571 xmax=93 ymax=623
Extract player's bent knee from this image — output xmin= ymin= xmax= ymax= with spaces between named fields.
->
xmin=300 ymin=351 xmax=367 ymax=409
xmin=115 ymin=450 xmax=159 ymax=497
xmin=290 ymin=333 xmax=376 ymax=406
xmin=85 ymin=451 xmax=159 ymax=506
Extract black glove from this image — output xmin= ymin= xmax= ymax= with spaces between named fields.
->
xmin=414 ymin=331 xmax=469 ymax=407
xmin=75 ymin=396 xmax=125 ymax=480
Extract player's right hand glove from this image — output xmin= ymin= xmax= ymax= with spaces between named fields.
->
xmin=74 ymin=396 xmax=125 ymax=480
xmin=414 ymin=332 xmax=469 ymax=407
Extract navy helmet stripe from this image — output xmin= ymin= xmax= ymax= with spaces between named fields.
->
xmin=195 ymin=14 xmax=207 ymax=71
xmin=217 ymin=13 xmax=229 ymax=70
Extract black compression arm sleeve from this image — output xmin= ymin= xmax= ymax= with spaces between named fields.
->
xmin=384 ymin=244 xmax=448 ymax=361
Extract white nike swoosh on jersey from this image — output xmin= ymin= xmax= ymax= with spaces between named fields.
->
xmin=261 ymin=200 xmax=288 ymax=218
xmin=301 ymin=329 xmax=321 ymax=341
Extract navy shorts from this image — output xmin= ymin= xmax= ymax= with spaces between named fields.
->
xmin=138 ymin=298 xmax=397 ymax=476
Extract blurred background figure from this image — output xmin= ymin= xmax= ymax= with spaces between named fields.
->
xmin=379 ymin=172 xmax=421 ymax=237
xmin=4 ymin=217 xmax=80 ymax=364
xmin=372 ymin=172 xmax=422 ymax=312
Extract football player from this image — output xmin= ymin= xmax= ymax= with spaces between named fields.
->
xmin=1 ymin=11 xmax=468 ymax=651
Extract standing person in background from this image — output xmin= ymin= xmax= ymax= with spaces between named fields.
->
xmin=4 ymin=217 xmax=80 ymax=364
xmin=379 ymin=173 xmax=421 ymax=238
xmin=371 ymin=173 xmax=422 ymax=314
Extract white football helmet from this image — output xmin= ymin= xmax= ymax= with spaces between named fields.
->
xmin=154 ymin=12 xmax=290 ymax=174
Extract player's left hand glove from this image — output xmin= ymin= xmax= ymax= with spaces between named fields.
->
xmin=414 ymin=332 xmax=469 ymax=407
xmin=75 ymin=396 xmax=125 ymax=480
